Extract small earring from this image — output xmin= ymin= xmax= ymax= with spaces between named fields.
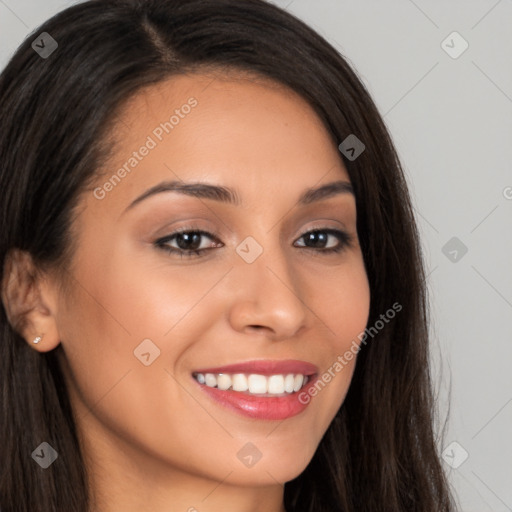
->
xmin=33 ymin=335 xmax=42 ymax=344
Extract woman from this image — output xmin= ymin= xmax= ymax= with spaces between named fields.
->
xmin=0 ymin=0 xmax=456 ymax=510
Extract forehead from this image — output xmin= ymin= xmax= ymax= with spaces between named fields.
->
xmin=116 ymin=69 xmax=324 ymax=133
xmin=92 ymin=70 xmax=350 ymax=213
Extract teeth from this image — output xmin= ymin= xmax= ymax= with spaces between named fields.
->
xmin=268 ymin=375 xmax=285 ymax=394
xmin=293 ymin=374 xmax=304 ymax=392
xmin=248 ymin=374 xmax=267 ymax=394
xmin=204 ymin=373 xmax=217 ymax=388
xmin=217 ymin=373 xmax=231 ymax=390
xmin=193 ymin=372 xmax=311 ymax=395
xmin=284 ymin=374 xmax=295 ymax=393
xmin=232 ymin=373 xmax=249 ymax=392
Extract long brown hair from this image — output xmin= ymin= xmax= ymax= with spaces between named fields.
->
xmin=0 ymin=1 xmax=456 ymax=510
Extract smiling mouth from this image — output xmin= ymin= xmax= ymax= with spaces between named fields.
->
xmin=192 ymin=372 xmax=312 ymax=397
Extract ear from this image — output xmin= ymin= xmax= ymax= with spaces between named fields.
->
xmin=1 ymin=249 xmax=61 ymax=352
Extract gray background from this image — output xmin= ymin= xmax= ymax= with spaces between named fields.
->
xmin=1 ymin=0 xmax=511 ymax=510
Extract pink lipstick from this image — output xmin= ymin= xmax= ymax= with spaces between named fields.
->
xmin=192 ymin=359 xmax=318 ymax=420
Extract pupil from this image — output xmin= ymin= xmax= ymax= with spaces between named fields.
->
xmin=177 ymin=232 xmax=201 ymax=250
xmin=308 ymin=232 xmax=327 ymax=248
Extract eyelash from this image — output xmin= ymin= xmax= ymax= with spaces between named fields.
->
xmin=154 ymin=226 xmax=353 ymax=259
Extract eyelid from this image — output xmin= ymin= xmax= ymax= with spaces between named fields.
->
xmin=154 ymin=221 xmax=348 ymax=245
xmin=291 ymin=218 xmax=349 ymax=237
xmin=294 ymin=227 xmax=352 ymax=243
xmin=155 ymin=226 xmax=222 ymax=246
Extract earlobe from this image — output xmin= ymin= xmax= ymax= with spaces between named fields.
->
xmin=1 ymin=248 xmax=61 ymax=352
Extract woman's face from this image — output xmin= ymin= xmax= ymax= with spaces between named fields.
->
xmin=53 ymin=71 xmax=370 ymax=495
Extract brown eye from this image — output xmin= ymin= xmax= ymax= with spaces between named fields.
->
xmin=294 ymin=229 xmax=352 ymax=253
xmin=155 ymin=229 xmax=222 ymax=258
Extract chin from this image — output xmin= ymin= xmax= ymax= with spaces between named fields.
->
xmin=228 ymin=447 xmax=317 ymax=486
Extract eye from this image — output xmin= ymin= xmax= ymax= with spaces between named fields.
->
xmin=155 ymin=229 xmax=223 ymax=258
xmin=294 ymin=229 xmax=353 ymax=253
xmin=154 ymin=227 xmax=353 ymax=259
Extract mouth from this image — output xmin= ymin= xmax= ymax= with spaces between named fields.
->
xmin=192 ymin=372 xmax=311 ymax=396
xmin=191 ymin=360 xmax=318 ymax=420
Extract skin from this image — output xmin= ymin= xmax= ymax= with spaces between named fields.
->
xmin=9 ymin=70 xmax=370 ymax=511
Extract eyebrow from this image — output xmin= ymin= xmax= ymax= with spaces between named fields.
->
xmin=124 ymin=179 xmax=354 ymax=212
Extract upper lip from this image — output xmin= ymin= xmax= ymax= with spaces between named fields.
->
xmin=192 ymin=359 xmax=318 ymax=376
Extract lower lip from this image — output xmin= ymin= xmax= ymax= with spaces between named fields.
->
xmin=194 ymin=376 xmax=318 ymax=420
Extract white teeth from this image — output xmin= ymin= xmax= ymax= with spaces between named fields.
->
xmin=293 ymin=374 xmax=304 ymax=392
xmin=284 ymin=374 xmax=295 ymax=393
xmin=193 ymin=372 xmax=311 ymax=395
xmin=217 ymin=373 xmax=231 ymax=390
xmin=204 ymin=373 xmax=217 ymax=388
xmin=268 ymin=375 xmax=285 ymax=394
xmin=232 ymin=373 xmax=249 ymax=392
xmin=248 ymin=374 xmax=268 ymax=394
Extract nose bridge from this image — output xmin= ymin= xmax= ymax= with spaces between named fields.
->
xmin=227 ymin=233 xmax=307 ymax=337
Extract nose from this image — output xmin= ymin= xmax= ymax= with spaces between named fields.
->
xmin=226 ymin=242 xmax=308 ymax=341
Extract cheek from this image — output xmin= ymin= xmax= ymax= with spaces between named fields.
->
xmin=301 ymin=256 xmax=370 ymax=421
xmin=88 ymin=237 xmax=234 ymax=339
xmin=314 ymin=254 xmax=371 ymax=348
xmin=54 ymin=246 xmax=234 ymax=434
xmin=55 ymin=260 xmax=222 ymax=475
